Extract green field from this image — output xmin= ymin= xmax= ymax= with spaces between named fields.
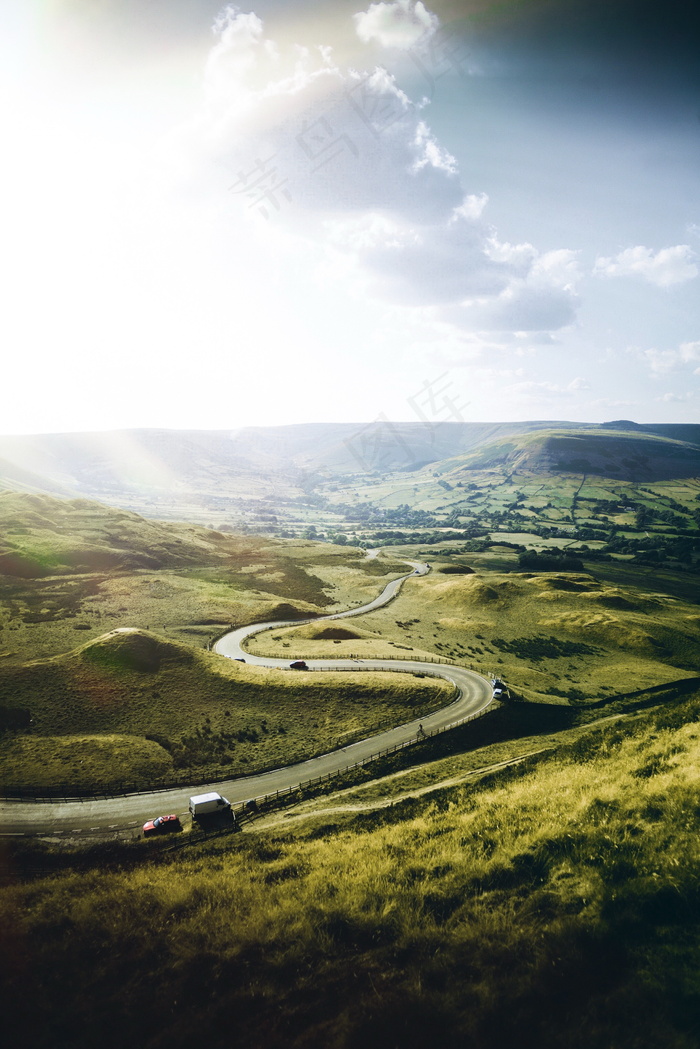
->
xmin=315 ymin=430 xmax=700 ymax=580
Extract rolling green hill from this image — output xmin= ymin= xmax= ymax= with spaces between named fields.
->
xmin=0 ymin=491 xmax=409 ymax=662
xmin=247 ymin=568 xmax=700 ymax=706
xmin=2 ymin=435 xmax=700 ymax=1047
xmin=0 ymin=493 xmax=440 ymax=788
xmin=0 ymin=490 xmax=256 ymax=577
xmin=431 ymin=428 xmax=700 ymax=481
xmin=0 ymin=626 xmax=450 ymax=790
xmin=2 ymin=423 xmax=698 ymax=528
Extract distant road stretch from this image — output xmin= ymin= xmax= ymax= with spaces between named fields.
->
xmin=0 ymin=561 xmax=493 ymax=838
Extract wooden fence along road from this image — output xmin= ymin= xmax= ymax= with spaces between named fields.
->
xmin=0 ymin=562 xmax=495 ymax=838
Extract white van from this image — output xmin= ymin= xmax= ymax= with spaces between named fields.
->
xmin=189 ymin=791 xmax=232 ymax=818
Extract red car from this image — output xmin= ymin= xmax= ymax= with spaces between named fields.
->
xmin=143 ymin=814 xmax=182 ymax=837
xmin=289 ymin=660 xmax=308 ymax=670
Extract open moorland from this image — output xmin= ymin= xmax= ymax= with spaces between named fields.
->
xmin=0 ymin=490 xmax=409 ymax=661
xmin=247 ymin=565 xmax=700 ymax=705
xmin=0 ymin=492 xmax=451 ymax=790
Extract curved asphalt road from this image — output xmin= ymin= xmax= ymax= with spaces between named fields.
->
xmin=0 ymin=561 xmax=493 ymax=839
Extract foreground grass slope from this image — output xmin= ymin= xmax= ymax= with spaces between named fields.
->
xmin=3 ymin=694 xmax=700 ymax=1049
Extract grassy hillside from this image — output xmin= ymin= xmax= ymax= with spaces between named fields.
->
xmin=247 ymin=568 xmax=700 ymax=705
xmin=0 ymin=626 xmax=451 ymax=791
xmin=0 ymin=492 xmax=408 ymax=665
xmin=3 ymin=488 xmax=696 ymax=788
xmin=0 ymin=490 xmax=249 ymax=576
xmin=3 ymin=693 xmax=700 ymax=1048
xmin=0 ymin=422 xmax=597 ymax=504
xmin=3 ymin=423 xmax=698 ymax=534
xmin=0 ymin=493 xmax=436 ymax=788
xmin=436 ymin=428 xmax=700 ymax=480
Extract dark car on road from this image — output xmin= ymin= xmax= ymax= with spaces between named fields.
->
xmin=290 ymin=660 xmax=308 ymax=669
xmin=143 ymin=814 xmax=182 ymax=837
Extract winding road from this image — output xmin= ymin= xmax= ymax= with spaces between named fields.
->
xmin=0 ymin=561 xmax=493 ymax=840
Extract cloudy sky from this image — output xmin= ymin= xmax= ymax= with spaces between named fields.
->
xmin=2 ymin=0 xmax=699 ymax=434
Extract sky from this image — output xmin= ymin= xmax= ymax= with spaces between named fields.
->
xmin=1 ymin=0 xmax=699 ymax=435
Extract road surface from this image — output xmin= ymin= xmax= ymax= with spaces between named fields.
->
xmin=0 ymin=561 xmax=493 ymax=839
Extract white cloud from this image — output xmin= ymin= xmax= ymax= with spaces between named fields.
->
xmin=593 ymin=244 xmax=698 ymax=286
xmin=513 ymin=332 xmax=558 ymax=346
xmin=656 ymin=392 xmax=695 ymax=403
xmin=680 ymin=341 xmax=700 ymax=363
xmin=173 ymin=7 xmax=583 ymax=338
xmin=439 ymin=272 xmax=580 ymax=332
xmin=531 ymin=248 xmax=581 ymax=288
xmin=411 ymin=120 xmax=457 ymax=174
xmin=642 ymin=348 xmax=676 ymax=374
xmin=353 ymin=1 xmax=439 ymax=50
xmin=455 ymin=193 xmax=488 ymax=220
xmin=484 ymin=242 xmax=580 ymax=286
xmin=351 ymin=210 xmax=512 ymax=305
xmin=205 ymin=8 xmax=282 ymax=115
xmin=641 ymin=340 xmax=700 ymax=374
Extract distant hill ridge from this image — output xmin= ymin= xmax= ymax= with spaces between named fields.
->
xmin=435 ymin=427 xmax=700 ymax=481
xmin=0 ymin=421 xmax=698 ymax=506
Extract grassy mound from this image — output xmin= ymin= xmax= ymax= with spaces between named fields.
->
xmin=427 ymin=577 xmax=503 ymax=605
xmin=0 ymin=632 xmax=452 ymax=790
xmin=431 ymin=562 xmax=475 ymax=575
xmin=250 ymin=601 xmax=319 ymax=622
xmin=536 ymin=611 xmax=663 ymax=655
xmin=309 ymin=626 xmax=364 ymax=641
xmin=528 ymin=573 xmax=596 ymax=593
xmin=80 ymin=628 xmax=195 ymax=673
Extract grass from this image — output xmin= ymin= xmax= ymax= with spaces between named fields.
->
xmin=0 ymin=733 xmax=174 ymax=790
xmin=321 ymin=452 xmax=700 ymax=579
xmin=2 ymin=473 xmax=700 ymax=1045
xmin=0 ymin=493 xmax=431 ymax=788
xmin=245 ymin=567 xmax=700 ymax=707
xmin=4 ymin=692 xmax=700 ymax=1048
xmin=0 ymin=491 xmax=408 ymax=664
xmin=0 ymin=629 xmax=452 ymax=790
xmin=2 ymin=491 xmax=698 ymax=790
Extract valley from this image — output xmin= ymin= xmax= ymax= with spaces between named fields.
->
xmin=1 ymin=420 xmax=700 ymax=1049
